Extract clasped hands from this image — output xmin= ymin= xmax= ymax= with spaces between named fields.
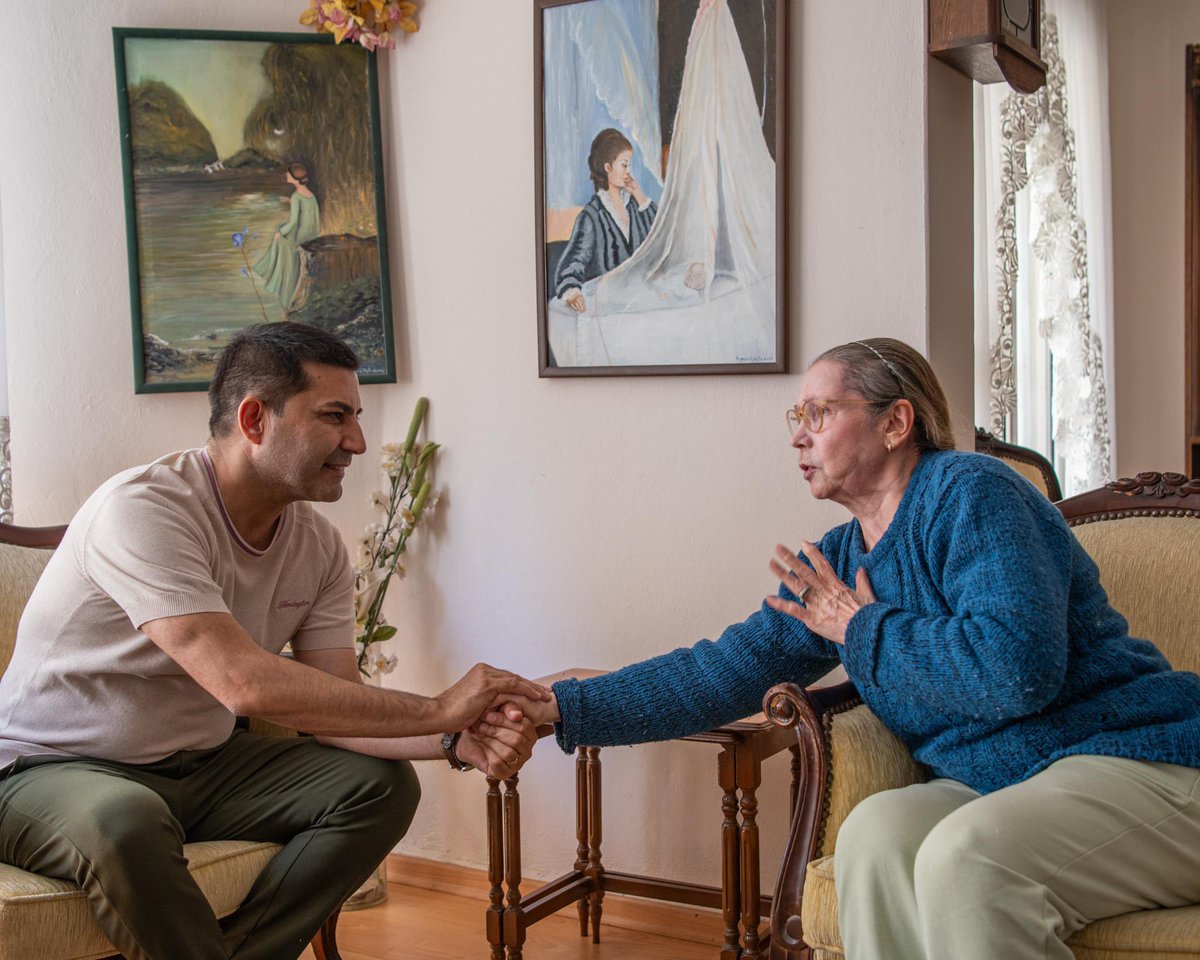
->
xmin=433 ymin=663 xmax=562 ymax=779
xmin=436 ymin=540 xmax=873 ymax=777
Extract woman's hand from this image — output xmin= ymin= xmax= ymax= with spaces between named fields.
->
xmin=564 ymin=288 xmax=587 ymax=313
xmin=627 ymin=174 xmax=648 ymax=208
xmin=765 ymin=541 xmax=876 ymax=645
xmin=456 ymin=706 xmax=540 ymax=778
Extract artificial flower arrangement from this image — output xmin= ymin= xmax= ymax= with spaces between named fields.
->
xmin=299 ymin=1 xmax=419 ymax=51
xmin=353 ymin=397 xmax=439 ymax=677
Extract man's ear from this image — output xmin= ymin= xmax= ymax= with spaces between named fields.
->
xmin=237 ymin=397 xmax=268 ymax=446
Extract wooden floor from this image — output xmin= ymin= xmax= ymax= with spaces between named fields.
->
xmin=299 ymin=881 xmax=718 ymax=960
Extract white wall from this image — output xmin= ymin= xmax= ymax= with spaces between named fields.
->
xmin=1107 ymin=0 xmax=1200 ymax=477
xmin=0 ymin=0 xmax=948 ymax=890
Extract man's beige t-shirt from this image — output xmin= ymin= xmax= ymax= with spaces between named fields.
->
xmin=0 ymin=449 xmax=354 ymax=768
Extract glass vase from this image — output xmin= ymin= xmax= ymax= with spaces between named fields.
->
xmin=343 ymin=858 xmax=388 ymax=911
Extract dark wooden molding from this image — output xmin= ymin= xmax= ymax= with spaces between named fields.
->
xmin=0 ymin=522 xmax=67 ymax=549
xmin=974 ymin=427 xmax=1063 ymax=501
xmin=1187 ymin=46 xmax=1200 ymax=475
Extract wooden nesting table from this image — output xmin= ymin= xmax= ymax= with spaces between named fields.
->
xmin=483 ymin=713 xmax=800 ymax=959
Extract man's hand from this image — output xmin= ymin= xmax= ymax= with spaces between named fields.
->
xmin=455 ymin=707 xmax=540 ymax=778
xmin=433 ymin=663 xmax=550 ymax=733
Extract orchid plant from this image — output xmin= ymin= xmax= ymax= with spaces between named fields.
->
xmin=353 ymin=397 xmax=439 ymax=677
xmin=299 ymin=1 xmax=418 ymax=51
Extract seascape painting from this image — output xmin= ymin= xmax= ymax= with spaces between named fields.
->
xmin=113 ymin=29 xmax=395 ymax=393
xmin=536 ymin=0 xmax=785 ymax=377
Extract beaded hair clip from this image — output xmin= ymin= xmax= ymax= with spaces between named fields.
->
xmin=853 ymin=340 xmax=904 ymax=389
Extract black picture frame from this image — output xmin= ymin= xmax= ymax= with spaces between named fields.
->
xmin=535 ymin=0 xmax=787 ymax=377
xmin=113 ymin=27 xmax=396 ymax=393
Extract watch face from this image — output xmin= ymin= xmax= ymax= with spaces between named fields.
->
xmin=1002 ymin=0 xmax=1036 ymax=46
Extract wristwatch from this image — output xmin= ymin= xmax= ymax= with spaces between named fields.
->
xmin=441 ymin=731 xmax=471 ymax=771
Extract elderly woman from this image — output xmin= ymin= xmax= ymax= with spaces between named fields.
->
xmin=517 ymin=338 xmax=1200 ymax=959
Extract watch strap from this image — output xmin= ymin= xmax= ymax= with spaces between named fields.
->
xmin=441 ymin=731 xmax=471 ymax=771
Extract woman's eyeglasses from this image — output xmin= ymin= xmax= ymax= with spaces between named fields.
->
xmin=786 ymin=399 xmax=878 ymax=435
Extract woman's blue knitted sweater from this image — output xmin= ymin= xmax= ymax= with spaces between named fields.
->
xmin=553 ymin=450 xmax=1200 ymax=794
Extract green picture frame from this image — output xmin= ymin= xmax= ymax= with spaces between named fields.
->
xmin=113 ymin=27 xmax=396 ymax=393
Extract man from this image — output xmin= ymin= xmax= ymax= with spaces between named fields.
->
xmin=0 ymin=323 xmax=547 ymax=960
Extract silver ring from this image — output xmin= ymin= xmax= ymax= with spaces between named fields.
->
xmin=797 ymin=585 xmax=812 ymax=603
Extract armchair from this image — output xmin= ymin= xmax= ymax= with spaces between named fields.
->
xmin=762 ymin=471 xmax=1200 ymax=959
xmin=973 ymin=426 xmax=1063 ymax=500
xmin=0 ymin=521 xmax=343 ymax=960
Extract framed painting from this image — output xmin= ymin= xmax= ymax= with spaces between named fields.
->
xmin=535 ymin=0 xmax=786 ymax=377
xmin=113 ymin=28 xmax=396 ymax=393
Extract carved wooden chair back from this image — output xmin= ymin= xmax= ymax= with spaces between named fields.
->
xmin=974 ymin=427 xmax=1063 ymax=501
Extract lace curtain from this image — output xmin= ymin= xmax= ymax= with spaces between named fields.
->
xmin=974 ymin=0 xmax=1115 ymax=496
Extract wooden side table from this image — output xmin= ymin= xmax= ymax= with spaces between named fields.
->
xmin=484 ymin=714 xmax=799 ymax=960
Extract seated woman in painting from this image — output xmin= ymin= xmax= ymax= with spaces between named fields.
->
xmin=254 ymin=162 xmax=321 ymax=311
xmin=553 ymin=128 xmax=657 ymax=314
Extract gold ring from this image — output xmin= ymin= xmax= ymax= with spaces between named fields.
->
xmin=505 ymin=757 xmax=518 ymax=767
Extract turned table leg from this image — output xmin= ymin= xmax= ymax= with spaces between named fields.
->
xmin=502 ymin=774 xmax=525 ymax=960
xmin=718 ymin=747 xmax=742 ymax=960
xmin=739 ymin=781 xmax=763 ymax=958
xmin=575 ymin=746 xmax=590 ymax=937
xmin=585 ymin=746 xmax=605 ymax=943
xmin=485 ymin=777 xmax=505 ymax=960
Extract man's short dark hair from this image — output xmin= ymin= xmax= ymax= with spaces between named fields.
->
xmin=208 ymin=323 xmax=359 ymax=437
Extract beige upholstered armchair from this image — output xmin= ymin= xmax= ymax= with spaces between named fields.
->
xmin=762 ymin=472 xmax=1200 ymax=960
xmin=0 ymin=522 xmax=343 ymax=960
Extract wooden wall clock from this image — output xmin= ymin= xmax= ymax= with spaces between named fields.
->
xmin=929 ymin=0 xmax=1047 ymax=94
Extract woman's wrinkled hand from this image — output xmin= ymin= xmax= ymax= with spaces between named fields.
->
xmin=765 ymin=541 xmax=876 ymax=646
xmin=456 ymin=707 xmax=540 ymax=779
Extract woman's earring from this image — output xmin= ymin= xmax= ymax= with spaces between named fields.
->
xmin=885 ymin=440 xmax=893 ymax=452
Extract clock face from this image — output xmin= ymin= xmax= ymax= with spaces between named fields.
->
xmin=1001 ymin=0 xmax=1036 ymax=47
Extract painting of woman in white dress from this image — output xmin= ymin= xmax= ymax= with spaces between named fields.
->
xmin=537 ymin=0 xmax=785 ymax=375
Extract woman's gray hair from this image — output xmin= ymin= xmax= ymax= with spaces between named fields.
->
xmin=813 ymin=338 xmax=955 ymax=452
